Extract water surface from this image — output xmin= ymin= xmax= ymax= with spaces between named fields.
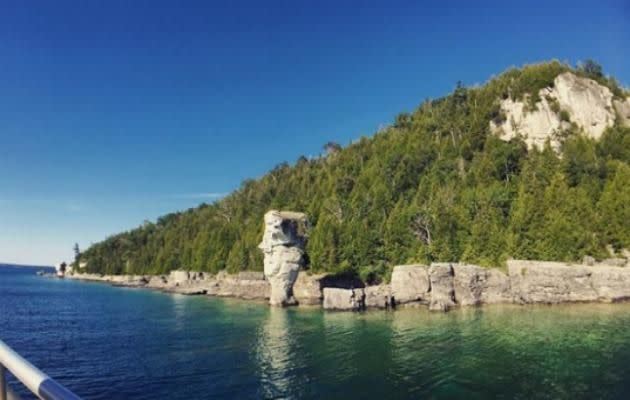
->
xmin=2 ymin=266 xmax=630 ymax=399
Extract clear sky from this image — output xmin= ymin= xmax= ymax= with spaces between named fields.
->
xmin=1 ymin=0 xmax=628 ymax=266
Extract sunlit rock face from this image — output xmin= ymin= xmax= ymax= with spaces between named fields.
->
xmin=428 ymin=263 xmax=456 ymax=311
xmin=507 ymin=260 xmax=630 ymax=304
xmin=491 ymin=72 xmax=629 ymax=150
xmin=169 ymin=270 xmax=190 ymax=286
xmin=293 ymin=272 xmax=326 ymax=305
xmin=322 ymin=288 xmax=356 ymax=310
xmin=259 ymin=210 xmax=309 ymax=306
xmin=614 ymin=98 xmax=630 ymax=126
xmin=452 ymin=264 xmax=512 ymax=306
xmin=390 ymin=264 xmax=430 ymax=305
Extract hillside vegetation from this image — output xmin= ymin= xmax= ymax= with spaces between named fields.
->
xmin=81 ymin=61 xmax=630 ymax=283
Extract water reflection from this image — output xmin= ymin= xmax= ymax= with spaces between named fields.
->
xmin=170 ymin=293 xmax=192 ymax=332
xmin=254 ymin=307 xmax=303 ymax=398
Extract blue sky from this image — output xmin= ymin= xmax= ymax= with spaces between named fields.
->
xmin=1 ymin=0 xmax=628 ymax=265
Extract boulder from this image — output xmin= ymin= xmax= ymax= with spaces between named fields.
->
xmin=390 ymin=264 xmax=430 ymax=304
xmin=453 ymin=264 xmax=511 ymax=306
xmin=258 ymin=210 xmax=309 ymax=306
xmin=364 ymin=285 xmax=392 ymax=309
xmin=323 ymin=288 xmax=360 ymax=311
xmin=293 ymin=272 xmax=326 ymax=305
xmin=428 ymin=263 xmax=456 ymax=311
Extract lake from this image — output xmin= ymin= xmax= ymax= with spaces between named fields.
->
xmin=2 ymin=265 xmax=630 ymax=399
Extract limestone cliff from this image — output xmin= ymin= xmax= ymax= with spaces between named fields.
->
xmin=491 ymin=72 xmax=630 ymax=150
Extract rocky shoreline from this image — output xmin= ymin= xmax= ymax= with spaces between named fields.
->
xmin=64 ymin=258 xmax=630 ymax=312
xmin=62 ymin=210 xmax=630 ymax=312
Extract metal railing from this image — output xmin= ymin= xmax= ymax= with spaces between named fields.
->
xmin=0 ymin=340 xmax=81 ymax=400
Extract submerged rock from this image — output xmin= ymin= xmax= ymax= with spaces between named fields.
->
xmin=258 ymin=211 xmax=309 ymax=306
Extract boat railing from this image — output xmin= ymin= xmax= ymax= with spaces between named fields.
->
xmin=0 ymin=339 xmax=82 ymax=400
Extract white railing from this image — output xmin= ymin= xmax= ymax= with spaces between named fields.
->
xmin=0 ymin=340 xmax=81 ymax=400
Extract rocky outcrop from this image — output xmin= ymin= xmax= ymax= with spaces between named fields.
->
xmin=293 ymin=272 xmax=326 ymax=305
xmin=388 ymin=262 xmax=512 ymax=311
xmin=322 ymin=288 xmax=357 ymax=310
xmin=614 ymin=98 xmax=630 ymax=126
xmin=205 ymin=271 xmax=269 ymax=300
xmin=508 ymin=260 xmax=597 ymax=303
xmin=491 ymin=72 xmax=630 ymax=150
xmin=453 ymin=264 xmax=512 ymax=306
xmin=322 ymin=286 xmax=387 ymax=311
xmin=169 ymin=270 xmax=190 ymax=286
xmin=390 ymin=264 xmax=430 ymax=304
xmin=428 ymin=263 xmax=456 ymax=311
xmin=258 ymin=210 xmax=309 ymax=306
xmin=67 ymin=259 xmax=630 ymax=312
xmin=507 ymin=259 xmax=630 ymax=304
xmin=591 ymin=266 xmax=630 ymax=302
xmin=146 ymin=275 xmax=169 ymax=288
xmin=364 ymin=285 xmax=392 ymax=309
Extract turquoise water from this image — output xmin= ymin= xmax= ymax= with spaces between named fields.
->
xmin=3 ymin=266 xmax=630 ymax=399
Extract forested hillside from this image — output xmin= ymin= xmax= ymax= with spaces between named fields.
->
xmin=80 ymin=61 xmax=630 ymax=282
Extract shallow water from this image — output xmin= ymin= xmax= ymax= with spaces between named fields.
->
xmin=2 ymin=266 xmax=630 ymax=399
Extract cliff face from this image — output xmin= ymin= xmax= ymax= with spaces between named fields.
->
xmin=491 ymin=72 xmax=630 ymax=150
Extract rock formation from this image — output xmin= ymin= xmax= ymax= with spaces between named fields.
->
xmin=507 ymin=259 xmax=630 ymax=304
xmin=614 ymin=97 xmax=630 ymax=126
xmin=292 ymin=272 xmax=326 ymax=305
xmin=322 ymin=288 xmax=357 ymax=310
xmin=363 ymin=285 xmax=392 ymax=309
xmin=258 ymin=210 xmax=309 ymax=306
xmin=490 ymin=72 xmax=630 ymax=150
xmin=453 ymin=264 xmax=512 ymax=306
xmin=390 ymin=264 xmax=430 ymax=304
xmin=428 ymin=263 xmax=457 ymax=311
xmin=169 ymin=270 xmax=190 ymax=286
xmin=508 ymin=260 xmax=597 ymax=304
xmin=389 ymin=262 xmax=513 ymax=310
xmin=204 ymin=271 xmax=269 ymax=300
